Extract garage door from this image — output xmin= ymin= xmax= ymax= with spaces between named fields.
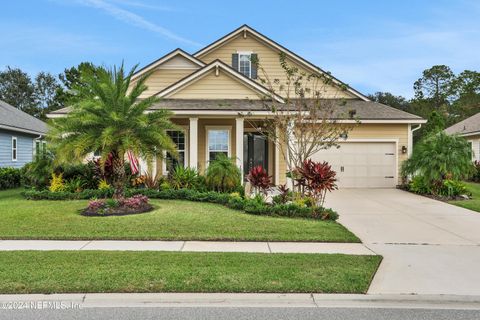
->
xmin=310 ymin=142 xmax=396 ymax=188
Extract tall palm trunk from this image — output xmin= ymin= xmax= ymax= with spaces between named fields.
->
xmin=111 ymin=151 xmax=125 ymax=198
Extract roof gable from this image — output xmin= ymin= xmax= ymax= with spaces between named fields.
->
xmin=194 ymin=25 xmax=369 ymax=101
xmin=132 ymin=48 xmax=205 ymax=81
xmin=156 ymin=60 xmax=284 ymax=102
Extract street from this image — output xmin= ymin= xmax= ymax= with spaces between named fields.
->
xmin=2 ymin=307 xmax=480 ymax=320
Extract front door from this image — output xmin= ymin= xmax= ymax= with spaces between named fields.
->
xmin=243 ymin=133 xmax=268 ymax=179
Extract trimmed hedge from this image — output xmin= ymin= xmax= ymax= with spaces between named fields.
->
xmin=0 ymin=167 xmax=22 ymax=190
xmin=21 ymin=188 xmax=114 ymax=200
xmin=20 ymin=188 xmax=338 ymax=220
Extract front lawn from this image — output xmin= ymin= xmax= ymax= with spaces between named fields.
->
xmin=449 ymin=182 xmax=480 ymax=212
xmin=0 ymin=251 xmax=381 ymax=294
xmin=0 ymin=189 xmax=358 ymax=242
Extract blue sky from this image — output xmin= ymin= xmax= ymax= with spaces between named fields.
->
xmin=1 ymin=0 xmax=478 ymax=98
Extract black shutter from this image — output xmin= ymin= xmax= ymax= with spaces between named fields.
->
xmin=232 ymin=53 xmax=239 ymax=71
xmin=250 ymin=53 xmax=258 ymax=79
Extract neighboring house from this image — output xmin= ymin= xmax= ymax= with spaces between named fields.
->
xmin=445 ymin=112 xmax=480 ymax=162
xmin=48 ymin=25 xmax=425 ymax=188
xmin=0 ymin=100 xmax=48 ymax=168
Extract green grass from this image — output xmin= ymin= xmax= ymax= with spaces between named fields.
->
xmin=0 ymin=251 xmax=381 ymax=294
xmin=449 ymin=182 xmax=480 ymax=212
xmin=0 ymin=189 xmax=358 ymax=242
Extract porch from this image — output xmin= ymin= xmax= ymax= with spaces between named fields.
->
xmin=150 ymin=117 xmax=284 ymax=185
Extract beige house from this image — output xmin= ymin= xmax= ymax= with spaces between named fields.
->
xmin=445 ymin=112 xmax=480 ymax=162
xmin=49 ymin=25 xmax=426 ymax=188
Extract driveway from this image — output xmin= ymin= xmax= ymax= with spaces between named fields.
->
xmin=325 ymin=189 xmax=480 ymax=295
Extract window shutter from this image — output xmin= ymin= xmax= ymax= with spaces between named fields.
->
xmin=232 ymin=53 xmax=239 ymax=71
xmin=250 ymin=53 xmax=258 ymax=79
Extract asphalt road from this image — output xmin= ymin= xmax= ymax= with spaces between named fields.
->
xmin=2 ymin=307 xmax=480 ymax=320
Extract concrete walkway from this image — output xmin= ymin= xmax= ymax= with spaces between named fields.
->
xmin=0 ymin=240 xmax=375 ymax=255
xmin=325 ymin=188 xmax=480 ymax=296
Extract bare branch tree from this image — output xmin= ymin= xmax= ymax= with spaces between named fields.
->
xmin=243 ymin=53 xmax=359 ymax=191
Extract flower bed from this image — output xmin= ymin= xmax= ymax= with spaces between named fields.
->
xmin=20 ymin=188 xmax=338 ymax=221
xmin=82 ymin=195 xmax=153 ymax=216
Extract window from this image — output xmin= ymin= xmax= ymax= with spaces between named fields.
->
xmin=238 ymin=53 xmax=251 ymax=78
xmin=166 ymin=130 xmax=186 ymax=172
xmin=207 ymin=128 xmax=230 ymax=162
xmin=12 ymin=137 xmax=17 ymax=161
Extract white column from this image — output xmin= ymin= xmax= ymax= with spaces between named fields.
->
xmin=275 ymin=125 xmax=280 ymax=185
xmin=407 ymin=124 xmax=412 ymax=157
xmin=235 ymin=117 xmax=244 ymax=184
xmin=189 ymin=118 xmax=198 ymax=169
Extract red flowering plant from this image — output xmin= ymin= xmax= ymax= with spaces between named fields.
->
xmin=294 ymin=159 xmax=337 ymax=208
xmin=247 ymin=165 xmax=272 ymax=196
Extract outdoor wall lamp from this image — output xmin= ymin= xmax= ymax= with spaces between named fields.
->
xmin=339 ymin=132 xmax=348 ymax=140
xmin=402 ymin=146 xmax=407 ymax=154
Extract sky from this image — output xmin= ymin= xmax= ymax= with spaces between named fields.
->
xmin=1 ymin=0 xmax=479 ymax=98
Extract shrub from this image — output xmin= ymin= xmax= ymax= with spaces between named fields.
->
xmin=471 ymin=161 xmax=480 ymax=182
xmin=246 ymin=165 xmax=272 ymax=195
xmin=143 ymin=171 xmax=164 ymax=189
xmin=98 ymin=179 xmax=111 ymax=190
xmin=295 ymin=159 xmax=337 ymax=207
xmin=57 ymin=162 xmax=97 ymax=189
xmin=21 ymin=155 xmax=54 ymax=189
xmin=170 ymin=166 xmax=198 ymax=190
xmin=48 ymin=173 xmax=66 ymax=192
xmin=65 ymin=177 xmax=87 ymax=193
xmin=402 ymin=132 xmax=474 ymax=193
xmin=439 ymin=180 xmax=470 ymax=198
xmin=408 ymin=176 xmax=431 ymax=194
xmin=205 ymin=154 xmax=241 ymax=193
xmin=0 ymin=167 xmax=22 ymax=190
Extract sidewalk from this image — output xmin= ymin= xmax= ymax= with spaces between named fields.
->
xmin=1 ymin=293 xmax=480 ymax=309
xmin=0 ymin=240 xmax=375 ymax=255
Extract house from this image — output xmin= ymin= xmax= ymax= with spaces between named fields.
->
xmin=0 ymin=100 xmax=47 ymax=168
xmin=48 ymin=25 xmax=426 ymax=188
xmin=445 ymin=112 xmax=480 ymax=161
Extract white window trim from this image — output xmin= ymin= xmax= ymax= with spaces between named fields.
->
xmin=205 ymin=126 xmax=232 ymax=166
xmin=11 ymin=136 xmax=17 ymax=161
xmin=162 ymin=127 xmax=189 ymax=175
xmin=237 ymin=51 xmax=252 ymax=78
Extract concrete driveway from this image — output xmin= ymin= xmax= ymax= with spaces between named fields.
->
xmin=325 ymin=189 xmax=480 ymax=295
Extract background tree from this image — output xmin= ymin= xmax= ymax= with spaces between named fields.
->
xmin=0 ymin=66 xmax=36 ymax=114
xmin=48 ymin=64 xmax=177 ymax=198
xmin=368 ymin=92 xmax=411 ymax=111
xmin=413 ymin=65 xmax=455 ymax=109
xmin=58 ymin=62 xmax=97 ymax=103
xmin=0 ymin=66 xmax=64 ymax=120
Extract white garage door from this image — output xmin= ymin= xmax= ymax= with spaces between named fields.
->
xmin=310 ymin=142 xmax=397 ymax=188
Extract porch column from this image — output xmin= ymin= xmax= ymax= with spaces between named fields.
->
xmin=275 ymin=125 xmax=280 ymax=185
xmin=235 ymin=117 xmax=244 ymax=184
xmin=189 ymin=117 xmax=198 ymax=169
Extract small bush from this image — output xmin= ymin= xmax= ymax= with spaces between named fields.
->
xmin=246 ymin=165 xmax=272 ymax=195
xmin=471 ymin=161 xmax=480 ymax=182
xmin=83 ymin=195 xmax=152 ymax=216
xmin=408 ymin=175 xmax=431 ymax=194
xmin=439 ymin=180 xmax=470 ymax=198
xmin=0 ymin=167 xmax=22 ymax=190
xmin=205 ymin=154 xmax=241 ymax=193
xmin=49 ymin=173 xmax=66 ymax=192
xmin=170 ymin=166 xmax=198 ymax=190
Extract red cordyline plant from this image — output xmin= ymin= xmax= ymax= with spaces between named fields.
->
xmin=247 ymin=165 xmax=272 ymax=196
xmin=295 ymin=159 xmax=337 ymax=207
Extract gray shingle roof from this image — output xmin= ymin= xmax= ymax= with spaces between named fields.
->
xmin=0 ymin=100 xmax=48 ymax=135
xmin=445 ymin=112 xmax=480 ymax=136
xmin=49 ymin=99 xmax=423 ymax=120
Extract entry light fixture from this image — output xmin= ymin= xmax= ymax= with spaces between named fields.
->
xmin=339 ymin=132 xmax=348 ymax=140
xmin=401 ymin=145 xmax=407 ymax=154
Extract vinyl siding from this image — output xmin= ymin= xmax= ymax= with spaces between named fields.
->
xmin=167 ymin=69 xmax=263 ymax=100
xmin=0 ymin=129 xmax=35 ymax=168
xmin=466 ymin=134 xmax=480 ymax=161
xmin=197 ymin=31 xmax=355 ymax=99
xmin=139 ymin=68 xmax=196 ymax=99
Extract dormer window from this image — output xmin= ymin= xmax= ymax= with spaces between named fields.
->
xmin=239 ymin=53 xmax=251 ymax=78
xmin=232 ymin=52 xmax=258 ymax=79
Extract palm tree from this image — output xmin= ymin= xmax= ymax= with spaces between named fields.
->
xmin=205 ymin=154 xmax=241 ymax=192
xmin=49 ymin=64 xmax=177 ymax=198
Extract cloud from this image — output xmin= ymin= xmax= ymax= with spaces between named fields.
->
xmin=107 ymin=0 xmax=177 ymax=12
xmin=73 ymin=0 xmax=200 ymax=47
